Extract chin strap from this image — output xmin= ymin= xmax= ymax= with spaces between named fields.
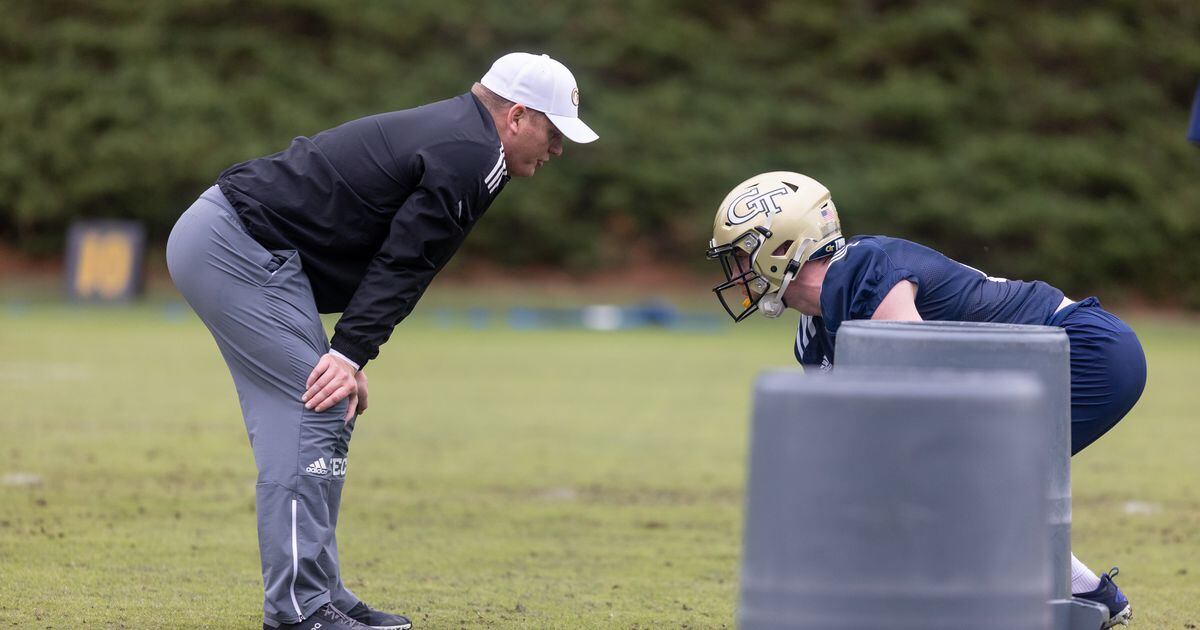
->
xmin=758 ymin=255 xmax=805 ymax=319
xmin=759 ymin=292 xmax=785 ymax=318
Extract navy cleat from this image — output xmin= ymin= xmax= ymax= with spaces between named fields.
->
xmin=1075 ymin=567 xmax=1133 ymax=628
xmin=344 ymin=601 xmax=413 ymax=630
xmin=264 ymin=603 xmax=371 ymax=630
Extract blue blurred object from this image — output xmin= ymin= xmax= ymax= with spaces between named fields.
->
xmin=1190 ymin=81 xmax=1200 ymax=145
xmin=436 ymin=300 xmax=721 ymax=332
xmin=628 ymin=298 xmax=678 ymax=327
xmin=501 ymin=301 xmax=722 ymax=332
xmin=506 ymin=307 xmax=541 ymax=330
xmin=665 ymin=311 xmax=724 ymax=332
xmin=467 ymin=307 xmax=490 ymax=329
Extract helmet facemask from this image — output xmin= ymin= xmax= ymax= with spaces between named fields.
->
xmin=707 ymin=228 xmax=774 ymax=322
xmin=708 ymin=230 xmax=825 ymax=321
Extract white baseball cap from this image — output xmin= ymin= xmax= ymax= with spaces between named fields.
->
xmin=481 ymin=52 xmax=598 ymax=144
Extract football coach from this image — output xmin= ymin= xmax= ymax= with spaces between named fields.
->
xmin=166 ymin=52 xmax=597 ymax=630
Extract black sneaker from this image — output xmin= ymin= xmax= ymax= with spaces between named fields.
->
xmin=264 ymin=603 xmax=371 ymax=630
xmin=344 ymin=601 xmax=413 ymax=630
xmin=1075 ymin=567 xmax=1133 ymax=629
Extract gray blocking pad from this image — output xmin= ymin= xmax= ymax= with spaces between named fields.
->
xmin=1054 ymin=597 xmax=1110 ymax=630
xmin=739 ymin=369 xmax=1052 ymax=630
xmin=836 ymin=320 xmax=1074 ymax=601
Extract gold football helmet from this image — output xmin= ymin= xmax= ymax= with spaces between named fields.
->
xmin=706 ymin=171 xmax=845 ymax=321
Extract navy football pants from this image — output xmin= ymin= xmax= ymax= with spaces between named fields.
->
xmin=167 ymin=187 xmax=361 ymax=625
xmin=1051 ymin=297 xmax=1147 ymax=455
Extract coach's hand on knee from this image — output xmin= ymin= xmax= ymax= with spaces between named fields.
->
xmin=302 ymin=353 xmax=361 ymax=421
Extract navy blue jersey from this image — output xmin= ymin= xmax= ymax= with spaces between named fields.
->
xmin=796 ymin=236 xmax=1064 ymax=368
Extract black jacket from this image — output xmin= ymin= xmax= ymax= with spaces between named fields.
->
xmin=218 ymin=92 xmax=508 ymax=368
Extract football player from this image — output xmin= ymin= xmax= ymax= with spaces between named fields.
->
xmin=708 ymin=171 xmax=1143 ymax=628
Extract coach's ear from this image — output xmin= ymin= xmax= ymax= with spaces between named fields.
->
xmin=872 ymin=280 xmax=922 ymax=321
xmin=505 ymin=104 xmax=531 ymax=134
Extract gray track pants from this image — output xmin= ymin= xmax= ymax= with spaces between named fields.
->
xmin=166 ymin=186 xmax=360 ymax=625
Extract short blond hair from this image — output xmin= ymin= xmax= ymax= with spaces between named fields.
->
xmin=471 ymin=83 xmax=516 ymax=114
xmin=471 ymin=82 xmax=552 ymax=126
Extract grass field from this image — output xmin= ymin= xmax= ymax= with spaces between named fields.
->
xmin=2 ymin=289 xmax=1198 ymax=628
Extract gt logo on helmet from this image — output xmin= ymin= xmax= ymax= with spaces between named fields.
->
xmin=726 ymin=186 xmax=790 ymax=226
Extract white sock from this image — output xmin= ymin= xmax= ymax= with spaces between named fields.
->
xmin=1071 ymin=553 xmax=1102 ymax=594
